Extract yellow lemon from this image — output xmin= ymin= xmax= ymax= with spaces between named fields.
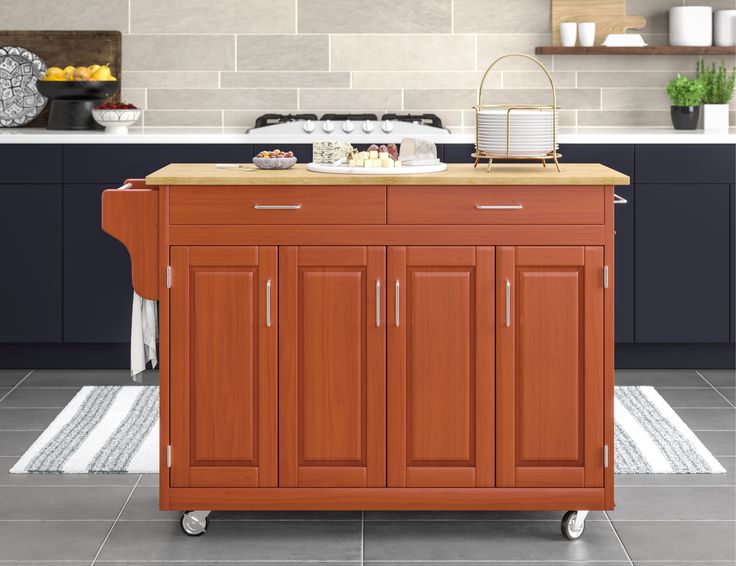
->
xmin=88 ymin=64 xmax=100 ymax=74
xmin=90 ymin=65 xmax=112 ymax=81
xmin=45 ymin=67 xmax=64 ymax=76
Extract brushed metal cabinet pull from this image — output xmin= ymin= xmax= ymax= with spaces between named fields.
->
xmin=505 ymin=280 xmax=511 ymax=328
xmin=266 ymin=279 xmax=272 ymax=327
xmin=254 ymin=204 xmax=302 ymax=210
xmin=375 ymin=279 xmax=381 ymax=327
xmin=614 ymin=194 xmax=628 ymax=205
xmin=395 ymin=280 xmax=400 ymax=328
xmin=475 ymin=204 xmax=523 ymax=210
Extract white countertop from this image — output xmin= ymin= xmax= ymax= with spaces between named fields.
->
xmin=1 ymin=126 xmax=735 ymax=144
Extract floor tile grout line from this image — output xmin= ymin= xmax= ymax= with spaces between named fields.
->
xmin=605 ymin=510 xmax=635 ymax=566
xmin=696 ymin=370 xmax=736 ymax=409
xmin=90 ymin=474 xmax=142 ymax=566
xmin=0 ymin=370 xmax=34 ymax=404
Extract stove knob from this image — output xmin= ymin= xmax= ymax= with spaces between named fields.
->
xmin=303 ymin=119 xmax=315 ymax=133
xmin=322 ymin=119 xmax=334 ymax=133
xmin=342 ymin=119 xmax=354 ymax=133
xmin=362 ymin=119 xmax=374 ymax=133
xmin=381 ymin=119 xmax=394 ymax=133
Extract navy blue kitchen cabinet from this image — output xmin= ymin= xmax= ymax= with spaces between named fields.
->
xmin=0 ymin=145 xmax=62 ymax=184
xmin=637 ymin=144 xmax=735 ymax=184
xmin=560 ymin=145 xmax=635 ymax=343
xmin=0 ymin=184 xmax=62 ymax=343
xmin=63 ymin=184 xmax=133 ymax=343
xmin=636 ymin=183 xmax=731 ymax=343
xmin=64 ymin=144 xmax=252 ymax=183
xmin=731 ymin=184 xmax=735 ymax=344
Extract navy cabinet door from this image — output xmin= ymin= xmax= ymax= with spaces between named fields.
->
xmin=63 ymin=184 xmax=132 ymax=343
xmin=636 ymin=184 xmax=731 ymax=343
xmin=0 ymin=185 xmax=62 ymax=342
xmin=64 ymin=144 xmax=252 ymax=183
xmin=732 ymin=184 xmax=735 ymax=344
xmin=560 ymin=144 xmax=635 ymax=342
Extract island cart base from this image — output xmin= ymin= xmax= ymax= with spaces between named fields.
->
xmin=101 ymin=164 xmax=630 ymax=542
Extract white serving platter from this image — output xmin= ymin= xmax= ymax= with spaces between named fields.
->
xmin=307 ymin=162 xmax=448 ymax=175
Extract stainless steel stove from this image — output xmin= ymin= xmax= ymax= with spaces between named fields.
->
xmin=247 ymin=113 xmax=448 ymax=137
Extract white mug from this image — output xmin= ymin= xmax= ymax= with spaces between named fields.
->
xmin=714 ymin=10 xmax=736 ymax=46
xmin=560 ymin=22 xmax=577 ymax=47
xmin=578 ymin=22 xmax=596 ymax=47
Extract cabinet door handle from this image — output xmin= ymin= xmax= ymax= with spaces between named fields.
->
xmin=614 ymin=193 xmax=628 ymax=205
xmin=266 ymin=279 xmax=272 ymax=327
xmin=505 ymin=279 xmax=511 ymax=328
xmin=395 ymin=280 xmax=400 ymax=328
xmin=475 ymin=204 xmax=523 ymax=210
xmin=253 ymin=204 xmax=302 ymax=210
xmin=375 ymin=279 xmax=381 ymax=327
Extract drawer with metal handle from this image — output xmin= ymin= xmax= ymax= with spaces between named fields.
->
xmin=169 ymin=185 xmax=386 ymax=224
xmin=387 ymin=185 xmax=605 ymax=225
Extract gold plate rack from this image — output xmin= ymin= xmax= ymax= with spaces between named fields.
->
xmin=473 ymin=53 xmax=561 ymax=172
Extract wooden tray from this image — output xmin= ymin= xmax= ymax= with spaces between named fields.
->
xmin=0 ymin=31 xmax=122 ymax=127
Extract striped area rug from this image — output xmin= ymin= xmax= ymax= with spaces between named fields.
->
xmin=615 ymin=386 xmax=725 ymax=474
xmin=11 ymin=386 xmax=158 ymax=474
xmin=9 ymin=385 xmax=726 ymax=474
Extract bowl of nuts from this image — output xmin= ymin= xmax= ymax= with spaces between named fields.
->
xmin=253 ymin=149 xmax=297 ymax=169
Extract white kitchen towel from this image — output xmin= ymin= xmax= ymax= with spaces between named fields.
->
xmin=131 ymin=291 xmax=158 ymax=382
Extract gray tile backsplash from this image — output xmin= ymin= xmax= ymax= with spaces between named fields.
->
xmin=16 ymin=0 xmax=732 ymax=128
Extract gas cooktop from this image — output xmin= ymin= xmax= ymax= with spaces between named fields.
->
xmin=248 ymin=113 xmax=447 ymax=136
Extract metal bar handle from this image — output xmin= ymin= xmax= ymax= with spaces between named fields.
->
xmin=266 ymin=279 xmax=272 ymax=327
xmin=475 ymin=204 xmax=524 ymax=210
xmin=395 ymin=280 xmax=400 ymax=328
xmin=614 ymin=194 xmax=628 ymax=205
xmin=375 ymin=279 xmax=381 ymax=327
xmin=505 ymin=280 xmax=511 ymax=328
xmin=116 ymin=183 xmax=133 ymax=191
xmin=254 ymin=204 xmax=302 ymax=210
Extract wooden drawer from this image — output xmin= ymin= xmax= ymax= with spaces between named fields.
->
xmin=387 ymin=186 xmax=604 ymax=225
xmin=170 ymin=185 xmax=386 ymax=224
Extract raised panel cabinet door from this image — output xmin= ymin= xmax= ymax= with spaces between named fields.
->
xmin=279 ymin=246 xmax=386 ymax=487
xmin=496 ymin=246 xmax=604 ymax=488
xmin=170 ymin=246 xmax=277 ymax=488
xmin=388 ymin=246 xmax=494 ymax=488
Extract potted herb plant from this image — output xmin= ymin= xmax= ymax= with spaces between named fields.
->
xmin=666 ymin=74 xmax=705 ymax=130
xmin=697 ymin=59 xmax=736 ymax=130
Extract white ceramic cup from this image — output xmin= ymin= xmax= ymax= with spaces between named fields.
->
xmin=669 ymin=6 xmax=713 ymax=46
xmin=714 ymin=10 xmax=736 ymax=46
xmin=578 ymin=22 xmax=596 ymax=47
xmin=560 ymin=22 xmax=577 ymax=47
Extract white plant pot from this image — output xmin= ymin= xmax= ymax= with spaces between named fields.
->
xmin=703 ymin=103 xmax=730 ymax=131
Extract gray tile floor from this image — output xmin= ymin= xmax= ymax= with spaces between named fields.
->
xmin=0 ymin=368 xmax=734 ymax=565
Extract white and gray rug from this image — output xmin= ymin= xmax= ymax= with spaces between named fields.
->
xmin=10 ymin=386 xmax=158 ymax=474
xmin=615 ymin=386 xmax=725 ymax=474
xmin=9 ymin=385 xmax=726 ymax=475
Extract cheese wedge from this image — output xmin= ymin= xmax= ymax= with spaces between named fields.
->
xmin=358 ymin=151 xmax=369 ymax=160
xmin=394 ymin=160 xmax=402 ymax=168
xmin=381 ymin=159 xmax=394 ymax=167
xmin=369 ymin=150 xmax=378 ymax=159
xmin=378 ymin=152 xmax=389 ymax=160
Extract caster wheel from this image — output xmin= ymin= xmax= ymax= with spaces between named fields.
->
xmin=180 ymin=511 xmax=209 ymax=536
xmin=561 ymin=510 xmax=585 ymax=540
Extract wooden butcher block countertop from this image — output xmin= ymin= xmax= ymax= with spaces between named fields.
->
xmin=146 ymin=163 xmax=630 ymax=186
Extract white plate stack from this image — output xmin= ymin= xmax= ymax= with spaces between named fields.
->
xmin=477 ymin=109 xmax=558 ymax=157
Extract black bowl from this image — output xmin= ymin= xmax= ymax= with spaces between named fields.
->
xmin=37 ymin=80 xmax=120 ymax=100
xmin=36 ymin=80 xmax=121 ymax=130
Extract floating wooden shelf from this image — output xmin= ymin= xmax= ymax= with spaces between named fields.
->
xmin=535 ymin=46 xmax=736 ymax=55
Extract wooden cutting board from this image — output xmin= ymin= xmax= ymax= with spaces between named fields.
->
xmin=0 ymin=31 xmax=122 ymax=127
xmin=552 ymin=0 xmax=646 ymax=46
